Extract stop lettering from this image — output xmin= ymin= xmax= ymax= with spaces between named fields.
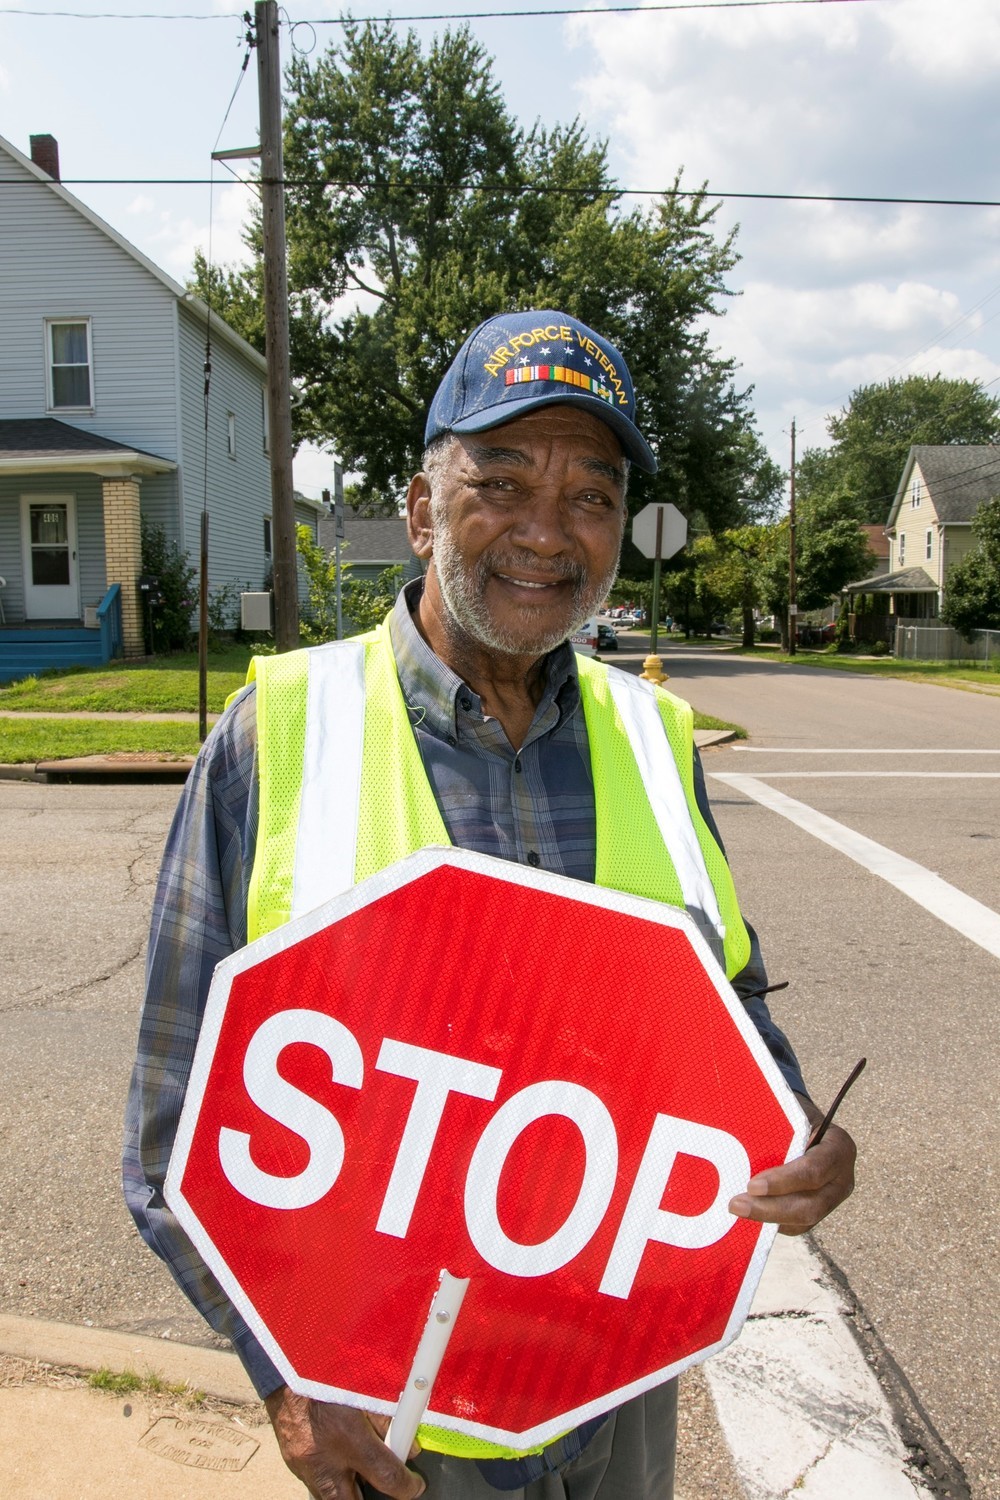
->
xmin=166 ymin=846 xmax=807 ymax=1449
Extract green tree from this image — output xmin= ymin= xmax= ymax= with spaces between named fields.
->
xmin=296 ymin=523 xmax=403 ymax=641
xmin=761 ymin=493 xmax=875 ymax=650
xmin=191 ymin=20 xmax=771 ymax=531
xmin=693 ymin=525 xmax=773 ymax=646
xmin=941 ymin=496 xmax=1000 ymax=639
xmin=797 ymin=376 xmax=1000 ymax=524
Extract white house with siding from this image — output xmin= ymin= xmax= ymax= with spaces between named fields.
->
xmin=0 ymin=131 xmax=316 ymax=681
xmin=845 ymin=445 xmax=1000 ymax=624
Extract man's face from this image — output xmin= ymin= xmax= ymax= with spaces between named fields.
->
xmin=408 ymin=407 xmax=627 ymax=660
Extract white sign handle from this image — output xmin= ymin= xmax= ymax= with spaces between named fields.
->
xmin=386 ymin=1270 xmax=470 ymax=1460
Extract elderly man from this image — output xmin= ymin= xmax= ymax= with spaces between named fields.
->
xmin=125 ymin=310 xmax=855 ymax=1500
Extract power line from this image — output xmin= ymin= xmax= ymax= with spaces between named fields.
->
xmin=7 ymin=176 xmax=999 ymax=207
xmin=0 ymin=0 xmax=893 ymax=18
xmin=302 ymin=0 xmax=890 ymax=20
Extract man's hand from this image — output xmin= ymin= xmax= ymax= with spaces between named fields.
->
xmin=728 ymin=1094 xmax=857 ymax=1236
xmin=265 ymin=1385 xmax=426 ymax=1500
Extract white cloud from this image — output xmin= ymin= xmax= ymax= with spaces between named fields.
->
xmin=141 ymin=182 xmax=254 ymax=278
xmin=126 ymin=194 xmax=155 ymax=216
xmin=562 ymin=0 xmax=1000 ymax=466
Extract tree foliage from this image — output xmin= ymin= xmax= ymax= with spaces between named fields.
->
xmin=797 ymin=375 xmax=1000 ymax=524
xmin=191 ymin=20 xmax=773 ymax=531
xmin=296 ymin=523 xmax=403 ymax=641
xmin=940 ymin=496 xmax=1000 ymax=639
xmin=760 ymin=492 xmax=874 ymax=649
xmin=692 ymin=525 xmax=773 ymax=645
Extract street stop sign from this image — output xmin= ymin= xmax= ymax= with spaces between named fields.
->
xmin=631 ymin=502 xmax=688 ymax=560
xmin=166 ymin=847 xmax=806 ymax=1450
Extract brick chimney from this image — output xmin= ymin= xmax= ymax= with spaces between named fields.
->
xmin=29 ymin=134 xmax=60 ymax=181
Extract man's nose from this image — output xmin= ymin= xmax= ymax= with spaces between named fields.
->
xmin=509 ymin=490 xmax=574 ymax=555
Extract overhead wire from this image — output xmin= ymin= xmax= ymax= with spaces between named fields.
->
xmin=0 ymin=0 xmax=896 ymax=18
xmin=6 ymin=176 xmax=1000 ymax=207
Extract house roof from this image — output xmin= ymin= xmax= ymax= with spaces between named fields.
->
xmin=888 ymin=445 xmax=1000 ymax=528
xmin=0 ymin=132 xmax=267 ymax=375
xmin=0 ymin=417 xmax=176 ymax=477
xmin=845 ymin=565 xmax=937 ymax=595
xmin=317 ymin=504 xmax=414 ymax=564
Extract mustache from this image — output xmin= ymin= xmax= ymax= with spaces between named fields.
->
xmin=480 ymin=551 xmax=586 ymax=587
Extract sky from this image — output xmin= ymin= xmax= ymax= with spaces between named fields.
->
xmin=2 ymin=0 xmax=999 ymax=502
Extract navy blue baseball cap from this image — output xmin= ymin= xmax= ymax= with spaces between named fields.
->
xmin=425 ymin=310 xmax=658 ymax=473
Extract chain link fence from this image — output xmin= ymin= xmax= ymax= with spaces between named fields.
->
xmin=895 ymin=625 xmax=1000 ymax=665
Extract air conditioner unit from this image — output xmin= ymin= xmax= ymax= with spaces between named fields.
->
xmin=83 ymin=605 xmax=100 ymax=629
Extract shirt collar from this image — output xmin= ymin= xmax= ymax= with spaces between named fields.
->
xmin=388 ymin=577 xmax=580 ymax=741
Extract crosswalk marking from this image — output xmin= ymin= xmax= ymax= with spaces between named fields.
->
xmin=710 ymin=772 xmax=1000 ymax=960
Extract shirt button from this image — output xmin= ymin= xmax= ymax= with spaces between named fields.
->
xmin=446 ymin=734 xmax=457 ymax=747
xmin=459 ymin=695 xmax=472 ymax=712
xmin=514 ymin=757 xmax=522 ymax=773
xmin=527 ymin=850 xmax=540 ymax=867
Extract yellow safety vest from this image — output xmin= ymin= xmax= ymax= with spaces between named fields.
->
xmin=239 ymin=618 xmax=751 ymax=1460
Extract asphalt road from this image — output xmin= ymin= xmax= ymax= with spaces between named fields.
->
xmin=1 ymin=652 xmax=997 ymax=1496
xmin=647 ymin=643 xmax=1000 ymax=1499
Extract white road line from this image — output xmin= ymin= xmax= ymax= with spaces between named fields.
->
xmin=737 ymin=771 xmax=1000 ymax=779
xmin=711 ymin=772 xmax=1000 ymax=960
xmin=731 ymin=747 xmax=1000 ymax=754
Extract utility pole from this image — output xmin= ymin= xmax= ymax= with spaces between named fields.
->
xmin=788 ymin=417 xmax=797 ymax=657
xmin=256 ymin=0 xmax=298 ymax=652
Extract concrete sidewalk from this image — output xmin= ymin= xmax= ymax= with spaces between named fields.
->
xmin=0 ymin=1237 xmax=930 ymax=1499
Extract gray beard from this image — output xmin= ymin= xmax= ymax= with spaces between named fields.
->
xmin=430 ymin=502 xmax=621 ymax=658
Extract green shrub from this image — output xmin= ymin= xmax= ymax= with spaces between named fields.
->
xmin=140 ymin=522 xmax=197 ymax=652
xmin=870 ymin=638 xmax=889 ymax=656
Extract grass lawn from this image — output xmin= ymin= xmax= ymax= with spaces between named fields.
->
xmin=0 ymin=718 xmax=200 ymax=764
xmin=692 ymin=710 xmax=745 ymax=738
xmin=0 ymin=646 xmax=255 ymax=714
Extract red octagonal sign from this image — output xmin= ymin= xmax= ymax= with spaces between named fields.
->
xmin=166 ymin=847 xmax=807 ymax=1450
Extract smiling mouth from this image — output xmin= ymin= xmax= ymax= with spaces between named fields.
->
xmin=494 ymin=573 xmax=568 ymax=590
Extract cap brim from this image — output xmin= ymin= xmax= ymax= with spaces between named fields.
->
xmin=449 ymin=391 xmax=658 ymax=475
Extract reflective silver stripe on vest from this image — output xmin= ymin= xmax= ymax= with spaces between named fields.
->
xmin=605 ymin=669 xmax=726 ymax=946
xmin=292 ymin=642 xmax=725 ymax=950
xmin=292 ymin=640 xmax=366 ymax=921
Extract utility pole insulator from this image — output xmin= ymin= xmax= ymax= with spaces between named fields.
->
xmin=256 ymin=0 xmax=299 ymax=653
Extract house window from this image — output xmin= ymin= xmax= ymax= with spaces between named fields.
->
xmin=263 ymin=516 xmax=272 ymax=555
xmin=911 ymin=477 xmax=920 ymax=508
xmin=926 ymin=529 xmax=933 ymax=561
xmin=227 ymin=412 xmax=236 ymax=460
xmin=46 ymin=318 xmax=93 ymax=409
xmin=899 ymin=533 xmax=906 ymax=565
xmin=261 ymin=387 xmax=270 ymax=454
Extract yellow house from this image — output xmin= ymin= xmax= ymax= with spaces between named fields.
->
xmin=847 ymin=445 xmax=1000 ymax=622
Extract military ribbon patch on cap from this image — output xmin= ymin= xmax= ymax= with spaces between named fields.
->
xmin=505 ymin=364 xmax=615 ymax=406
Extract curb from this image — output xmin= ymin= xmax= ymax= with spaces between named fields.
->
xmin=704 ymin=1236 xmax=929 ymax=1498
xmin=0 ymin=1241 xmax=931 ymax=1498
xmin=0 ymin=1313 xmax=257 ymax=1405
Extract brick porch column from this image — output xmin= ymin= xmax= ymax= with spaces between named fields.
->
xmin=101 ymin=476 xmax=144 ymax=658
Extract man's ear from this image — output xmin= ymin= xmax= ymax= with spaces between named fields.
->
xmin=407 ymin=472 xmax=434 ymax=560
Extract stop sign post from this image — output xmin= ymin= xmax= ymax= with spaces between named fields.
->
xmin=631 ymin=503 xmax=688 ymax=659
xmin=166 ymin=846 xmax=807 ymax=1451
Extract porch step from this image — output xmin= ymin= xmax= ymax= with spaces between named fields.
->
xmin=0 ymin=628 xmax=106 ymax=683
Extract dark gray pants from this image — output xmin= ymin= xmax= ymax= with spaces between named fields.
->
xmin=363 ymin=1382 xmax=677 ymax=1500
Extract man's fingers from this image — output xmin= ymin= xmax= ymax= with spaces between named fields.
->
xmin=728 ymin=1124 xmax=856 ymax=1232
xmin=266 ymin=1387 xmax=426 ymax=1500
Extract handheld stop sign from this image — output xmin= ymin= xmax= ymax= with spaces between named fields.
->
xmin=166 ymin=846 xmax=807 ymax=1451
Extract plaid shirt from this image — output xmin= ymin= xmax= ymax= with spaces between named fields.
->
xmin=123 ymin=581 xmax=805 ymax=1468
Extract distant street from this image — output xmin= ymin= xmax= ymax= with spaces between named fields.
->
xmin=1 ymin=649 xmax=997 ymax=1494
xmin=646 ymin=641 xmax=1000 ymax=1498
